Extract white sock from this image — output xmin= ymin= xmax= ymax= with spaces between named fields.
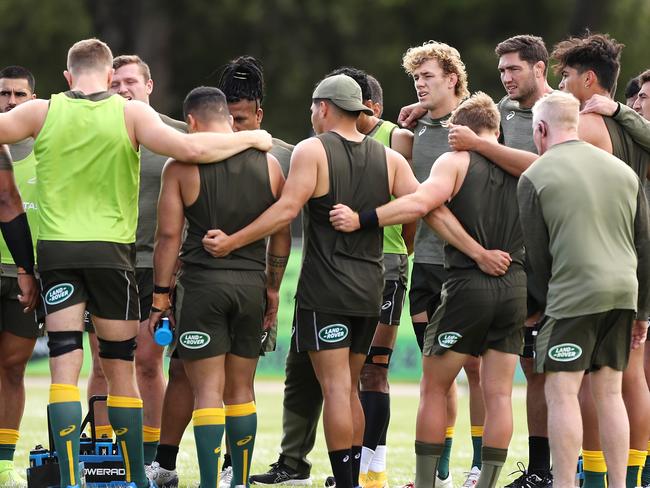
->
xmin=369 ymin=445 xmax=387 ymax=472
xmin=360 ymin=446 xmax=374 ymax=475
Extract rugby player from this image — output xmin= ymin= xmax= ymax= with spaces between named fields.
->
xmin=202 ymin=73 xmax=418 ymax=488
xmin=552 ymin=33 xmax=650 ymax=488
xmin=518 ymin=89 xmax=650 ymax=488
xmin=148 ymin=85 xmax=290 ymax=488
xmin=331 ymin=92 xmax=524 ymax=488
xmin=0 ymin=65 xmax=39 ymax=488
xmin=0 ymin=38 xmax=270 ymax=488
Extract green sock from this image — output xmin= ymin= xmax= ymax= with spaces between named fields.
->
xmin=226 ymin=402 xmax=257 ymax=488
xmin=0 ymin=429 xmax=18 ymax=462
xmin=108 ymin=395 xmax=147 ymax=488
xmin=471 ymin=426 xmax=484 ymax=469
xmin=415 ymin=441 xmax=444 ymax=488
xmin=437 ymin=427 xmax=454 ymax=480
xmin=48 ymin=384 xmax=82 ymax=487
xmin=142 ymin=426 xmax=160 ymax=466
xmin=627 ymin=449 xmax=646 ymax=488
xmin=642 ymin=442 xmax=650 ymax=485
xmin=583 ymin=450 xmax=607 ymax=488
xmin=193 ymin=408 xmax=226 ymax=487
xmin=476 ymin=446 xmax=507 ymax=488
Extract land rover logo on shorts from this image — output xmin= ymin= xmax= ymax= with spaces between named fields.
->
xmin=318 ymin=324 xmax=349 ymax=343
xmin=438 ymin=332 xmax=462 ymax=348
xmin=45 ymin=283 xmax=74 ymax=305
xmin=548 ymin=343 xmax=583 ymax=362
xmin=179 ymin=331 xmax=211 ymax=349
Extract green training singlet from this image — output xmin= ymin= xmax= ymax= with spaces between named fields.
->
xmin=34 ymin=92 xmax=139 ymax=243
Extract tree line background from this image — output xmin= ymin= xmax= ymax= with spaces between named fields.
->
xmin=1 ymin=0 xmax=649 ymax=144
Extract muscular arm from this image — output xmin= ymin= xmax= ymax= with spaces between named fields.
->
xmin=390 ymin=127 xmax=414 ymax=165
xmin=424 ymin=206 xmax=511 ymax=276
xmin=582 ymin=94 xmax=650 ymax=153
xmin=128 ymin=101 xmax=272 ymax=164
xmin=153 ymin=162 xmax=186 ymax=290
xmin=202 ymin=138 xmax=318 ymax=256
xmin=448 ymin=124 xmax=537 ymax=177
xmin=265 ymin=151 xmax=292 ymax=290
xmin=517 ymin=175 xmax=551 ymax=313
xmin=0 ymin=99 xmax=48 ymax=144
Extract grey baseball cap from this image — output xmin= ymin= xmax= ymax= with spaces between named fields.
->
xmin=312 ymin=74 xmax=373 ymax=115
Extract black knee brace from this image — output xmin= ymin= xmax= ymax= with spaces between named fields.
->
xmin=48 ymin=331 xmax=83 ymax=358
xmin=98 ymin=336 xmax=137 ymax=361
xmin=365 ymin=346 xmax=393 ymax=368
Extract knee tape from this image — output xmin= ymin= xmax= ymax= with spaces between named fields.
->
xmin=365 ymin=346 xmax=393 ymax=368
xmin=48 ymin=331 xmax=84 ymax=358
xmin=98 ymin=336 xmax=137 ymax=361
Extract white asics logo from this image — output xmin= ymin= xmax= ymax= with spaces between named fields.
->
xmin=418 ymin=127 xmax=427 ymax=136
xmin=506 ymin=111 xmax=515 ymax=121
xmin=343 ymin=455 xmax=350 ymax=463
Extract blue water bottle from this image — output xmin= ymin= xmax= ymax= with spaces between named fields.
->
xmin=154 ymin=317 xmax=174 ymax=346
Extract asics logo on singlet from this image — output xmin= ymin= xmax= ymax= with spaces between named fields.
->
xmin=27 ymin=177 xmax=36 ymax=184
xmin=418 ymin=127 xmax=427 ymax=136
xmin=438 ymin=332 xmax=462 ymax=348
xmin=114 ymin=428 xmax=128 ymax=436
xmin=506 ymin=111 xmax=515 ymax=121
xmin=179 ymin=331 xmax=211 ymax=349
xmin=59 ymin=424 xmax=76 ymax=437
xmin=45 ymin=283 xmax=74 ymax=306
xmin=381 ymin=301 xmax=392 ymax=310
xmin=548 ymin=343 xmax=583 ymax=362
xmin=261 ymin=331 xmax=268 ymax=344
xmin=236 ymin=435 xmax=253 ymax=446
xmin=318 ymin=324 xmax=349 ymax=343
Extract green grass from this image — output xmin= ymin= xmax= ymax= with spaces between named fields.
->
xmin=18 ymin=378 xmax=529 ymax=487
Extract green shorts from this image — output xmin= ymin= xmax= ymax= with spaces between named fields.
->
xmin=534 ymin=309 xmax=634 ymax=373
xmin=423 ymin=269 xmax=526 ymax=357
xmin=39 ymin=268 xmax=140 ymax=321
xmin=0 ymin=276 xmax=43 ymax=338
xmin=174 ymin=267 xmax=266 ymax=360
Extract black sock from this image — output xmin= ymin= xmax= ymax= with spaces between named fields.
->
xmin=155 ymin=443 xmax=179 ymax=471
xmin=329 ymin=449 xmax=353 ymax=488
xmin=413 ymin=322 xmax=427 ymax=352
xmin=360 ymin=391 xmax=390 ymax=450
xmin=222 ymin=452 xmax=232 ymax=470
xmin=351 ymin=445 xmax=362 ymax=486
xmin=528 ymin=436 xmax=551 ymax=475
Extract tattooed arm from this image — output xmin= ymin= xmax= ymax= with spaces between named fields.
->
xmin=264 ymin=224 xmax=291 ymax=330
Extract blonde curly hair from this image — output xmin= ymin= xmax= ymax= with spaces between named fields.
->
xmin=402 ymin=41 xmax=469 ymax=99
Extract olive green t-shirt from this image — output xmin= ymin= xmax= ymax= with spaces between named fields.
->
xmin=412 ymin=115 xmax=450 ymax=265
xmin=518 ymin=140 xmax=650 ymax=319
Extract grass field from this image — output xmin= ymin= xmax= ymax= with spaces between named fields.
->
xmin=17 ymin=377 xmax=529 ymax=488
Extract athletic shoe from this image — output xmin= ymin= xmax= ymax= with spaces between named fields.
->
xmin=504 ymin=463 xmax=553 ymax=488
xmin=249 ymin=462 xmax=312 ymax=485
xmin=220 ymin=465 xmax=233 ymax=488
xmin=366 ymin=470 xmax=389 ymax=488
xmin=146 ymin=461 xmax=179 ymax=488
xmin=0 ymin=460 xmax=27 ymax=488
xmin=435 ymin=473 xmax=453 ymax=488
xmin=461 ymin=466 xmax=481 ymax=488
xmin=324 ymin=476 xmax=336 ymax=487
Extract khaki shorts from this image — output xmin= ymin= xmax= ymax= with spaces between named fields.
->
xmin=535 ymin=309 xmax=634 ymax=373
xmin=423 ymin=269 xmax=526 ymax=357
xmin=174 ymin=267 xmax=266 ymax=360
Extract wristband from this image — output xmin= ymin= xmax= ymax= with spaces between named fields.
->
xmin=612 ymin=102 xmax=621 ymax=118
xmin=358 ymin=209 xmax=379 ymax=229
xmin=0 ymin=213 xmax=35 ymax=274
xmin=154 ymin=285 xmax=171 ymax=294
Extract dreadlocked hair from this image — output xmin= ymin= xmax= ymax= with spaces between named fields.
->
xmin=218 ymin=55 xmax=265 ymax=104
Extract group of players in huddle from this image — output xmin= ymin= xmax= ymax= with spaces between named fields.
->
xmin=0 ymin=29 xmax=648 ymax=488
